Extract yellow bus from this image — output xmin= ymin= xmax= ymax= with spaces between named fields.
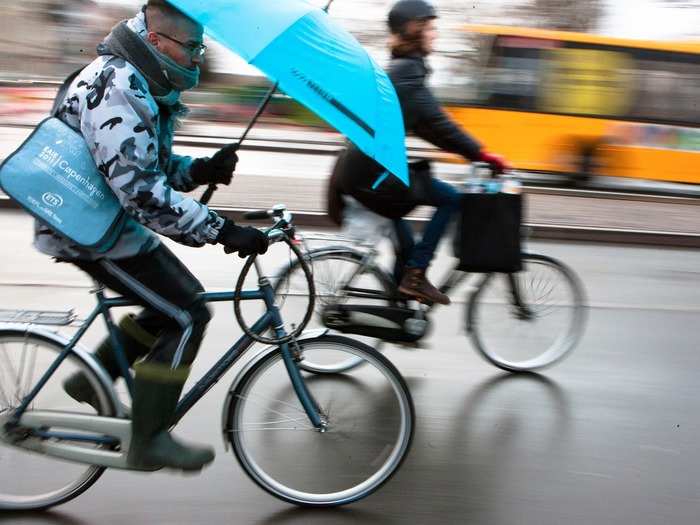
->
xmin=446 ymin=25 xmax=700 ymax=184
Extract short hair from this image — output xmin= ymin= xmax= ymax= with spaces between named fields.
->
xmin=146 ymin=0 xmax=197 ymax=27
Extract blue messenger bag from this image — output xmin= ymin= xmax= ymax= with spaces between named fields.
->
xmin=0 ymin=71 xmax=126 ymax=252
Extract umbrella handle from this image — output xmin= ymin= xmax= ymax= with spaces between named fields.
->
xmin=202 ymin=0 xmax=336 ymax=209
xmin=201 ymin=183 xmax=217 ymax=205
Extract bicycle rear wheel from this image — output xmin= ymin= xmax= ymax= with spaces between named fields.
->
xmin=0 ymin=329 xmax=114 ymax=511
xmin=467 ymin=254 xmax=586 ymax=372
xmin=225 ymin=334 xmax=414 ymax=506
xmin=273 ymin=248 xmax=394 ymax=373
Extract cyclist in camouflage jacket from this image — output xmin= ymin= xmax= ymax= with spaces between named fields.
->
xmin=47 ymin=0 xmax=268 ymax=472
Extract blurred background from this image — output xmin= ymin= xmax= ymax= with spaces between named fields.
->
xmin=1 ymin=5 xmax=699 ymax=522
xmin=0 ymin=0 xmax=698 ymax=185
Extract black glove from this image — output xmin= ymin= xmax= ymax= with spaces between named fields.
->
xmin=190 ymin=144 xmax=239 ymax=186
xmin=217 ymin=218 xmax=269 ymax=258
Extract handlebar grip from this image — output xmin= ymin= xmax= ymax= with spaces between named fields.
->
xmin=267 ymin=229 xmax=286 ymax=243
xmin=243 ymin=210 xmax=271 ymax=220
xmin=200 ymin=184 xmax=217 ymax=205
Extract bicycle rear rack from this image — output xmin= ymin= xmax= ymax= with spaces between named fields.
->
xmin=0 ymin=309 xmax=76 ymax=326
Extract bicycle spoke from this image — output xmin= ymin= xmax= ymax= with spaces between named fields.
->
xmin=0 ymin=374 xmax=11 ymax=409
xmin=235 ymin=414 xmax=318 ymax=431
xmin=230 ymin=426 xmax=317 ymax=432
xmin=16 ymin=342 xmax=28 ymax=403
xmin=529 ymin=273 xmax=568 ymax=317
xmin=530 ymin=276 xmax=555 ymax=305
xmin=237 ymin=390 xmax=313 ymax=416
xmin=23 ymin=344 xmax=39 ymax=400
xmin=22 ymin=344 xmax=40 ymax=410
xmin=235 ymin=393 xmax=315 ymax=430
xmin=231 ymin=413 xmax=319 ymax=432
xmin=0 ymin=343 xmax=19 ymax=406
xmin=243 ymin=416 xmax=315 ymax=426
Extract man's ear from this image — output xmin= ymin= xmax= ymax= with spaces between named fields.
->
xmin=146 ymin=32 xmax=159 ymax=47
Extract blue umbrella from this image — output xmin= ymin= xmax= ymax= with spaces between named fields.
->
xmin=168 ymin=0 xmax=409 ymax=185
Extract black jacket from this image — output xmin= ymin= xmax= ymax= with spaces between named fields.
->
xmin=328 ymin=54 xmax=482 ymax=223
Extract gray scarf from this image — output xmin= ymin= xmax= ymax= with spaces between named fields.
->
xmin=97 ymin=15 xmax=199 ymax=107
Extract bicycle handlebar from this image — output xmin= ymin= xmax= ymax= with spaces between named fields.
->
xmin=266 ymin=228 xmax=287 ymax=244
xmin=468 ymin=161 xmax=501 ymax=179
xmin=462 ymin=163 xmax=521 ymax=194
xmin=256 ymin=204 xmax=295 ymax=246
xmin=243 ymin=210 xmax=272 ymax=220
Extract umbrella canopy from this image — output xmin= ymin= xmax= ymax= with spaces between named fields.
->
xmin=168 ymin=0 xmax=409 ymax=184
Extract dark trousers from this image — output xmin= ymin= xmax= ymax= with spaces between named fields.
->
xmin=73 ymin=244 xmax=211 ymax=368
xmin=391 ymin=177 xmax=461 ymax=283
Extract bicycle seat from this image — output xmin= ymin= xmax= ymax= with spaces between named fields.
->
xmin=340 ymin=195 xmax=393 ymax=247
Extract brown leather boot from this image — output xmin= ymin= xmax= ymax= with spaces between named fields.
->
xmin=398 ymin=267 xmax=450 ymax=305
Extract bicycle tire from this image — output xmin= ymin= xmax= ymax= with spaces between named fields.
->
xmin=0 ymin=328 xmax=115 ymax=511
xmin=224 ymin=334 xmax=414 ymax=507
xmin=467 ymin=253 xmax=587 ymax=372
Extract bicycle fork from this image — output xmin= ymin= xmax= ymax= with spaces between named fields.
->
xmin=507 ymin=273 xmax=534 ymax=320
xmin=260 ymin=271 xmax=326 ymax=431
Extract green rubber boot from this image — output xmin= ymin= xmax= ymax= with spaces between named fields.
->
xmin=63 ymin=314 xmax=156 ymax=412
xmin=127 ymin=362 xmax=215 ymax=472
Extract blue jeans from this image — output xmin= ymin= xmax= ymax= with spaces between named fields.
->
xmin=392 ymin=177 xmax=461 ymax=283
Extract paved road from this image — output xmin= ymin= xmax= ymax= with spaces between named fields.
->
xmin=1 ymin=211 xmax=699 ymax=524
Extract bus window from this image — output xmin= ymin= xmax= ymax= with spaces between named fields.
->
xmin=478 ymin=36 xmax=557 ymax=111
xmin=539 ymin=46 xmax=633 ymax=117
xmin=629 ymin=56 xmax=700 ymax=126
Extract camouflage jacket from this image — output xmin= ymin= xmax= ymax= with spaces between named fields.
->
xmin=33 ymin=55 xmax=223 ymax=260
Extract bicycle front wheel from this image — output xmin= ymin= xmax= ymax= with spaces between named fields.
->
xmin=225 ymin=335 xmax=414 ymax=507
xmin=273 ymin=248 xmax=394 ymax=374
xmin=0 ymin=329 xmax=115 ymax=511
xmin=467 ymin=254 xmax=587 ymax=372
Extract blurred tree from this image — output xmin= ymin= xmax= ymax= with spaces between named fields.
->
xmin=515 ymin=0 xmax=604 ymax=32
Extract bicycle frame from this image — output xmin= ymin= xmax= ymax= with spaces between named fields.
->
xmin=307 ymin=242 xmax=527 ymax=320
xmin=6 ymin=264 xmax=325 ymax=454
xmin=325 ymin=243 xmax=471 ymax=310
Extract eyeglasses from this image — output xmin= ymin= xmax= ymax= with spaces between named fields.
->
xmin=155 ymin=32 xmax=207 ymax=57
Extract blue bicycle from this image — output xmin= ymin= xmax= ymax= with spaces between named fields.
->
xmin=0 ymin=205 xmax=414 ymax=510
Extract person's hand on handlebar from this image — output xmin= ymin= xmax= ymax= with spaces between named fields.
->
xmin=191 ymin=144 xmax=239 ymax=186
xmin=217 ymin=218 xmax=269 ymax=258
xmin=478 ymin=151 xmax=511 ymax=175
